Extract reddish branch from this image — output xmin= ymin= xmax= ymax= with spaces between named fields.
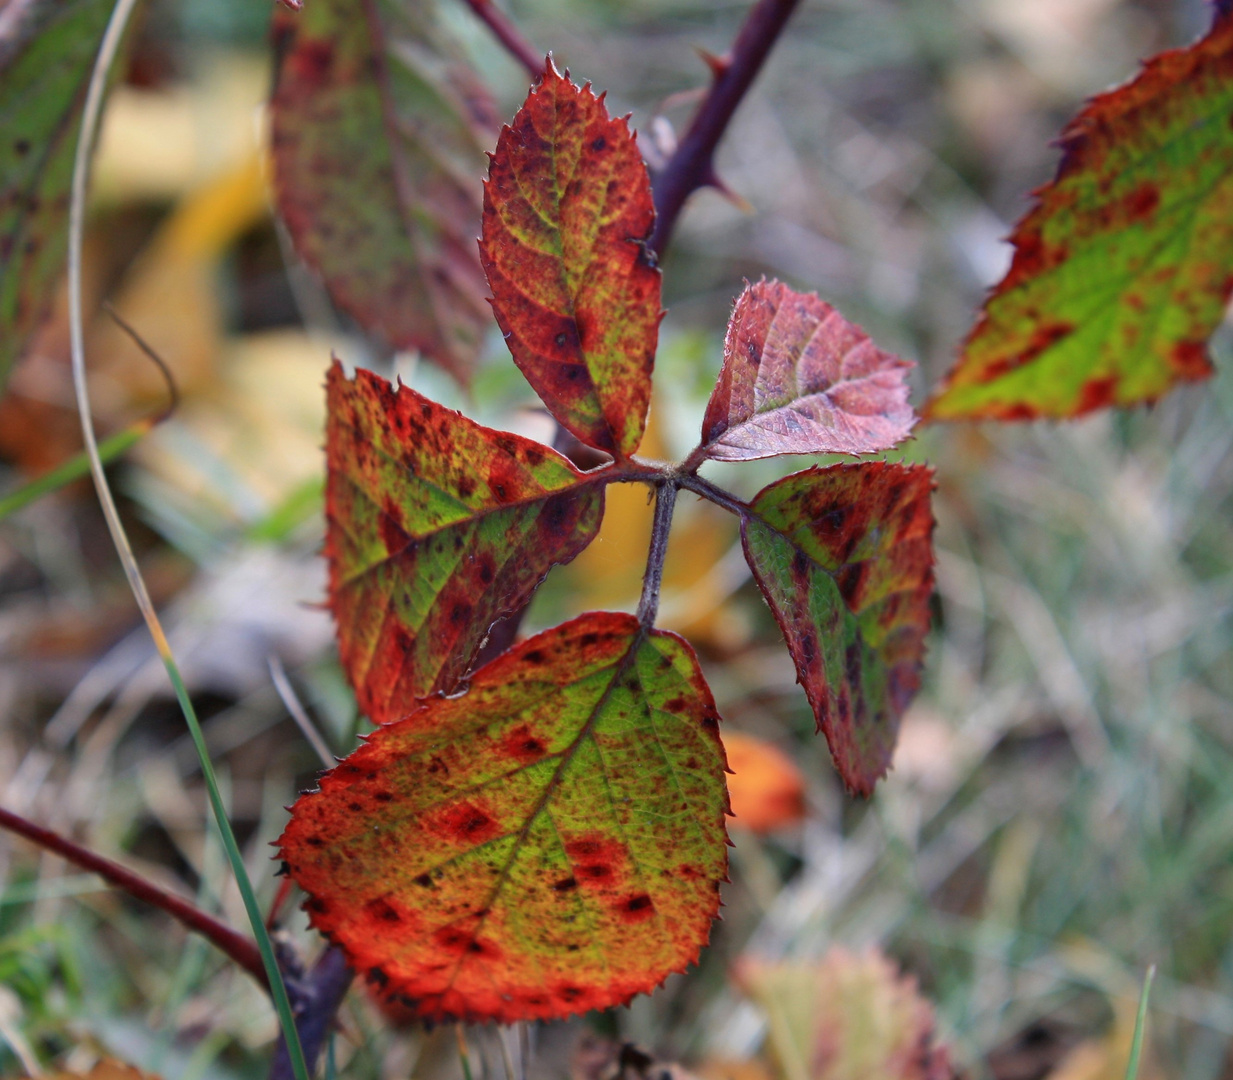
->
xmin=648 ymin=0 xmax=804 ymax=255
xmin=0 ymin=804 xmax=268 ymax=988
xmin=461 ymin=0 xmax=541 ymax=78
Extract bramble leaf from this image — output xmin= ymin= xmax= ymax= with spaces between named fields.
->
xmin=270 ymin=0 xmax=496 ymax=380
xmin=742 ymin=463 xmax=934 ymax=795
xmin=738 ymin=948 xmax=951 ymax=1080
xmin=0 ymin=0 xmax=113 ymax=392
xmin=700 ymin=280 xmax=915 ymax=461
xmin=280 ymin=612 xmax=730 ymax=1023
xmin=481 ymin=59 xmax=661 ymax=457
xmin=326 ymin=362 xmax=603 ymax=722
xmin=927 ymin=6 xmax=1233 ymax=420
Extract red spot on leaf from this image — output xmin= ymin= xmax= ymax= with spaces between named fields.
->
xmin=1074 ymin=376 xmax=1120 ymax=413
xmin=1170 ymin=340 xmax=1214 ymax=378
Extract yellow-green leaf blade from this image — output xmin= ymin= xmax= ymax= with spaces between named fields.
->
xmin=326 ymin=362 xmax=603 ymax=721
xmin=280 ymin=612 xmax=730 ymax=1023
xmin=927 ymin=8 xmax=1233 ymax=420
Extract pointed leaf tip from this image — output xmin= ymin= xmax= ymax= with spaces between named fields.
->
xmin=481 ymin=65 xmax=661 ymax=457
xmin=280 ymin=612 xmax=730 ymax=1023
xmin=325 ymin=363 xmax=603 ymax=722
xmin=742 ymin=462 xmax=935 ymax=795
xmin=699 ymin=280 xmax=916 ymax=463
xmin=927 ymin=9 xmax=1233 ymax=420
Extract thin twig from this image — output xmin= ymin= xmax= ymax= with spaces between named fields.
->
xmin=100 ymin=301 xmax=181 ymax=421
xmin=65 ymin=0 xmax=310 ymax=1075
xmin=636 ymin=481 xmax=679 ymax=627
xmin=0 ymin=805 xmax=267 ymax=986
xmin=460 ymin=0 xmax=541 ymax=79
xmin=269 ymin=656 xmax=334 ymax=769
xmin=648 ymin=0 xmax=804 ymax=255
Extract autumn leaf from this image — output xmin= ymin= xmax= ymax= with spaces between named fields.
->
xmin=738 ymin=948 xmax=951 ymax=1080
xmin=0 ymin=0 xmax=114 ymax=392
xmin=270 ymin=0 xmax=496 ymax=380
xmin=723 ymin=732 xmax=806 ymax=833
xmin=699 ymin=280 xmax=916 ymax=462
xmin=927 ymin=5 xmax=1233 ymax=420
xmin=481 ymin=59 xmax=661 ymax=457
xmin=326 ymin=362 xmax=603 ymax=722
xmin=280 ymin=612 xmax=730 ymax=1023
xmin=742 ymin=463 xmax=934 ymax=796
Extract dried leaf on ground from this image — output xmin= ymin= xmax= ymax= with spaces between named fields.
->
xmin=928 ymin=6 xmax=1233 ymax=420
xmin=738 ymin=949 xmax=950 ymax=1080
xmin=270 ymin=0 xmax=496 ymax=379
xmin=742 ymin=463 xmax=934 ymax=795
xmin=700 ymin=280 xmax=915 ymax=462
xmin=0 ymin=0 xmax=114 ymax=391
xmin=281 ymin=612 xmax=730 ymax=1022
xmin=722 ymin=732 xmax=806 ymax=833
xmin=482 ymin=59 xmax=661 ymax=457
xmin=326 ymin=362 xmax=603 ymax=722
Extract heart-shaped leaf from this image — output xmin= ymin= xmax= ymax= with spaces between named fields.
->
xmin=326 ymin=362 xmax=603 ymax=722
xmin=0 ymin=0 xmax=114 ymax=392
xmin=742 ymin=463 xmax=934 ymax=795
xmin=927 ymin=5 xmax=1233 ymax=420
xmin=699 ymin=280 xmax=916 ymax=462
xmin=270 ymin=0 xmax=496 ymax=380
xmin=481 ymin=59 xmax=661 ymax=457
xmin=280 ymin=612 xmax=730 ymax=1023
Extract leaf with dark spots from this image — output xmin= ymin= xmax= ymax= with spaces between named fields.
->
xmin=280 ymin=612 xmax=730 ymax=1023
xmin=927 ymin=6 xmax=1233 ymax=420
xmin=270 ymin=0 xmax=497 ymax=381
xmin=480 ymin=59 xmax=661 ymax=457
xmin=699 ymin=279 xmax=916 ymax=461
xmin=742 ymin=463 xmax=935 ymax=796
xmin=0 ymin=0 xmax=115 ymax=392
xmin=326 ymin=362 xmax=604 ymax=722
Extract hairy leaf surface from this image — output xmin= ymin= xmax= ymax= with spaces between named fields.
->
xmin=481 ymin=60 xmax=660 ymax=457
xmin=700 ymin=280 xmax=915 ymax=461
xmin=326 ymin=363 xmax=603 ymax=722
xmin=742 ymin=463 xmax=934 ymax=795
xmin=928 ymin=6 xmax=1233 ymax=420
xmin=0 ymin=0 xmax=113 ymax=391
xmin=280 ymin=612 xmax=730 ymax=1023
xmin=270 ymin=0 xmax=496 ymax=380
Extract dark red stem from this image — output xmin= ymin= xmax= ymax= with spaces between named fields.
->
xmin=0 ymin=804 xmax=268 ymax=987
xmin=461 ymin=0 xmax=541 ymax=78
xmin=636 ymin=480 xmax=679 ymax=626
xmin=648 ymin=0 xmax=804 ymax=255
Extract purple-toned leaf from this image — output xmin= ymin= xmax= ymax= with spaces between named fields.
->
xmin=699 ymin=280 xmax=915 ymax=462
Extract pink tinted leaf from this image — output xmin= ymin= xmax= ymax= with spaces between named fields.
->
xmin=699 ymin=280 xmax=916 ymax=462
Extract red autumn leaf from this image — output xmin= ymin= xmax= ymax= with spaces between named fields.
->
xmin=698 ymin=280 xmax=915 ymax=462
xmin=481 ymin=59 xmax=661 ymax=458
xmin=270 ymin=0 xmax=496 ymax=381
xmin=741 ymin=463 xmax=934 ymax=795
xmin=326 ymin=362 xmax=603 ymax=722
xmin=280 ymin=612 xmax=730 ymax=1023
xmin=926 ymin=5 xmax=1233 ymax=420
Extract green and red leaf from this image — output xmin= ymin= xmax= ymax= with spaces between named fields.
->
xmin=0 ymin=0 xmax=114 ymax=392
xmin=742 ymin=463 xmax=934 ymax=795
xmin=270 ymin=0 xmax=496 ymax=380
xmin=280 ymin=612 xmax=730 ymax=1023
xmin=700 ymin=280 xmax=915 ymax=462
xmin=927 ymin=5 xmax=1233 ymax=420
xmin=481 ymin=59 xmax=661 ymax=457
xmin=326 ymin=362 xmax=603 ymax=722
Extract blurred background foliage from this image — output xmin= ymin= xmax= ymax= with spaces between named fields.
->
xmin=1 ymin=0 xmax=1231 ymax=1077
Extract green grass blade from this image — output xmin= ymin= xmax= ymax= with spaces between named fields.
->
xmin=1125 ymin=965 xmax=1156 ymax=1080
xmin=0 ymin=420 xmax=149 ymax=521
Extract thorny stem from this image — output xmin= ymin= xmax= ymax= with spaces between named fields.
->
xmin=636 ymin=481 xmax=679 ymax=627
xmin=461 ymin=0 xmax=541 ymax=79
xmin=648 ymin=0 xmax=804 ymax=255
xmin=0 ymin=805 xmax=267 ymax=986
